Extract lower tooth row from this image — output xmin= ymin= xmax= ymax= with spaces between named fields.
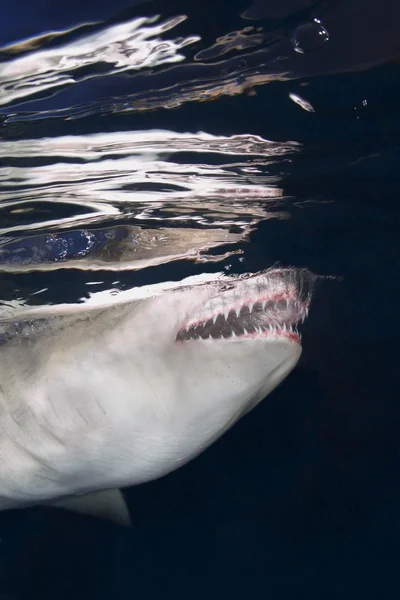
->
xmin=189 ymin=303 xmax=307 ymax=330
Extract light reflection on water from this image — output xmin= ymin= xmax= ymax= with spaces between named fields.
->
xmin=0 ymin=0 xmax=396 ymax=314
xmin=0 ymin=125 xmax=297 ymax=312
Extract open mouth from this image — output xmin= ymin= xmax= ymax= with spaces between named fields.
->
xmin=176 ymin=268 xmax=313 ymax=343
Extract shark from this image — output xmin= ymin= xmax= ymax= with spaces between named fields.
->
xmin=0 ymin=267 xmax=314 ymax=526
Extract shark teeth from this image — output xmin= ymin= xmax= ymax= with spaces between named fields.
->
xmin=177 ymin=296 xmax=308 ymax=342
xmin=177 ymin=267 xmax=315 ymax=342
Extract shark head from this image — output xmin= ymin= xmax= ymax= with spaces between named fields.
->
xmin=179 ymin=266 xmax=312 ymax=394
xmin=121 ymin=267 xmax=315 ymax=465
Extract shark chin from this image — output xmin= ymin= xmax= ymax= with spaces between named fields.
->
xmin=0 ymin=267 xmax=315 ymax=526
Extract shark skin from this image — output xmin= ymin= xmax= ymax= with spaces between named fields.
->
xmin=0 ymin=267 xmax=314 ymax=525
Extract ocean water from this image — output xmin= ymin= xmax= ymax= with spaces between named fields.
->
xmin=0 ymin=0 xmax=399 ymax=598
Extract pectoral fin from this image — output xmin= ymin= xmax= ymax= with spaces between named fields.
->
xmin=49 ymin=488 xmax=132 ymax=526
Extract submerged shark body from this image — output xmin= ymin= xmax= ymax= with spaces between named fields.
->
xmin=0 ymin=267 xmax=314 ymax=525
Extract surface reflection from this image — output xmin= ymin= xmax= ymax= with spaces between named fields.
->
xmin=0 ymin=129 xmax=296 ymax=275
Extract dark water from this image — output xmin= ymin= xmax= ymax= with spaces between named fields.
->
xmin=0 ymin=0 xmax=399 ymax=598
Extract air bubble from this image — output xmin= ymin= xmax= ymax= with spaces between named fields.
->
xmin=291 ymin=19 xmax=329 ymax=54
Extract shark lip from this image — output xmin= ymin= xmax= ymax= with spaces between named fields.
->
xmin=176 ymin=268 xmax=313 ymax=344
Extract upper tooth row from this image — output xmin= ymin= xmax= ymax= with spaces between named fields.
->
xmin=188 ymin=303 xmax=307 ymax=328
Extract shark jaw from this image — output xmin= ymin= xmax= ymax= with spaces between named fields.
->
xmin=176 ymin=268 xmax=313 ymax=344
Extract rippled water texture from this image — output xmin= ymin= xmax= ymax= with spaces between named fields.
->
xmin=1 ymin=0 xmax=399 ymax=314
